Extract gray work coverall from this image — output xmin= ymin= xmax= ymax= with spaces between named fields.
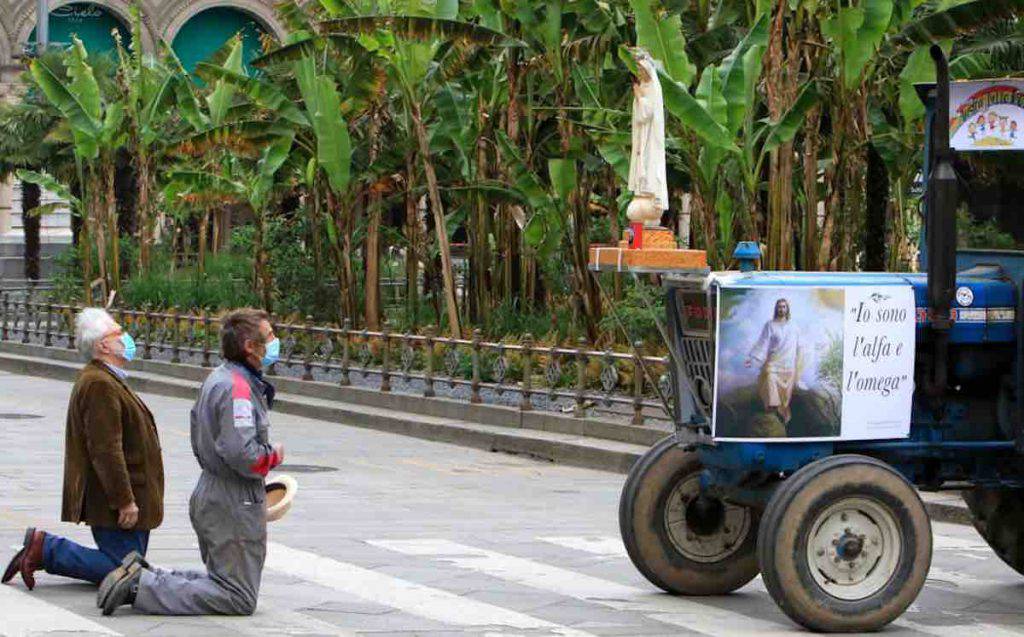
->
xmin=134 ymin=362 xmax=280 ymax=615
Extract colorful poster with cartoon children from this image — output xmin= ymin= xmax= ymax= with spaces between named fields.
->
xmin=951 ymin=80 xmax=1024 ymax=151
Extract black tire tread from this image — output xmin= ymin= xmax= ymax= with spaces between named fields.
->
xmin=619 ymin=435 xmax=760 ymax=596
xmin=963 ymin=488 xmax=1024 ymax=576
xmin=757 ymin=454 xmax=931 ymax=633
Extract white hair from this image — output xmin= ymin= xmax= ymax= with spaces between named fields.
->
xmin=75 ymin=308 xmax=117 ymax=361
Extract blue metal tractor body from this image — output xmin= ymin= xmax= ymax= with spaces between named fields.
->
xmin=670 ymin=258 xmax=1023 ymax=505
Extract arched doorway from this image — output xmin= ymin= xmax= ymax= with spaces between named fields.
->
xmin=171 ymin=7 xmax=271 ymax=74
xmin=28 ymin=3 xmax=130 ymax=55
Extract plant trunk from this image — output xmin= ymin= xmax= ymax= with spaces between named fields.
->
xmin=404 ymin=156 xmax=420 ymax=327
xmin=253 ymin=208 xmax=272 ymax=311
xmin=198 ymin=209 xmax=209 ymax=275
xmin=863 ymin=143 xmax=888 ymax=272
xmin=325 ymin=189 xmax=355 ymax=323
xmin=20 ymin=181 xmax=41 ymax=281
xmin=211 ymin=209 xmax=221 ymax=256
xmin=365 ymin=194 xmax=382 ymax=330
xmin=802 ymin=106 xmax=820 ymax=270
xmin=90 ymin=169 xmax=108 ymax=302
xmin=105 ymin=159 xmax=120 ymax=293
xmin=472 ymin=104 xmax=491 ymax=323
xmin=137 ymin=152 xmax=151 ymax=274
xmin=410 ymin=101 xmax=461 ymax=337
xmin=365 ymin=114 xmax=382 ymax=330
xmin=502 ymin=47 xmax=522 ymax=306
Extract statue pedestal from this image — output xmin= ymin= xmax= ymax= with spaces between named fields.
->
xmin=588 ymin=225 xmax=708 ymax=273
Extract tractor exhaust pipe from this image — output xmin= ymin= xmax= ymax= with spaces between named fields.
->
xmin=926 ymin=45 xmax=959 ymax=400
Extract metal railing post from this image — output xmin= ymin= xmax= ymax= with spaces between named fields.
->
xmin=632 ymin=340 xmax=645 ymax=426
xmin=340 ymin=318 xmax=351 ymax=386
xmin=424 ymin=325 xmax=436 ymax=398
xmin=520 ymin=333 xmax=533 ymax=411
xmin=380 ymin=321 xmax=391 ymax=392
xmin=202 ymin=311 xmax=212 ymax=367
xmin=575 ymin=337 xmax=587 ymax=418
xmin=470 ymin=329 xmax=482 ymax=404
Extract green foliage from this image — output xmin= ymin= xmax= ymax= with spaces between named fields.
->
xmin=957 ymin=210 xmax=1020 ymax=249
xmin=119 ymin=251 xmax=259 ymax=310
xmin=597 ymin=282 xmax=665 ymax=345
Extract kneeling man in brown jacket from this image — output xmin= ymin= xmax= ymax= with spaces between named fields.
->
xmin=2 ymin=308 xmax=164 ymax=589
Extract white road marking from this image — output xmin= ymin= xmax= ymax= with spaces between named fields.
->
xmin=0 ymin=584 xmax=120 ymax=636
xmin=543 ymin=534 xmax=1024 ymax=637
xmin=369 ymin=538 xmax=799 ymax=637
xmin=265 ymin=542 xmax=596 ymax=637
xmin=538 ymin=536 xmax=625 ymax=558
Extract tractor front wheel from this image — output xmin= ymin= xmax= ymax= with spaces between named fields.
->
xmin=757 ymin=455 xmax=931 ymax=633
xmin=619 ymin=436 xmax=760 ymax=595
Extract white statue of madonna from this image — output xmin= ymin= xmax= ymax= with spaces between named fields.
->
xmin=627 ymin=50 xmax=670 ymax=229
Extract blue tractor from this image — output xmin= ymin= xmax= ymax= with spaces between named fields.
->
xmin=618 ymin=47 xmax=1024 ymax=632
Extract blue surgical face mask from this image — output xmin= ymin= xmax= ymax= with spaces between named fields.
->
xmin=120 ymin=333 xmax=136 ymax=362
xmin=261 ymin=337 xmax=280 ymax=367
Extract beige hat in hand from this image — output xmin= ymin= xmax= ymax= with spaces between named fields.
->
xmin=265 ymin=474 xmax=298 ymax=522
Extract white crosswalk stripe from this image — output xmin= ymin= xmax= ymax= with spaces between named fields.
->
xmin=369 ymin=538 xmax=799 ymax=637
xmin=264 ymin=541 xmax=598 ymax=637
xmin=0 ymin=584 xmax=119 ymax=637
xmin=3 ymin=532 xmax=1023 ymax=637
xmin=539 ymin=536 xmax=625 ymax=557
xmin=538 ymin=533 xmax=1024 ymax=637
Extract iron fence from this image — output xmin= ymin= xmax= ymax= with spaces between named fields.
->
xmin=0 ymin=290 xmax=673 ymax=425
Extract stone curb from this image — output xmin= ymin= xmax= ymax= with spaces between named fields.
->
xmin=0 ymin=343 xmax=971 ymax=525
xmin=0 ymin=341 xmax=671 ymax=446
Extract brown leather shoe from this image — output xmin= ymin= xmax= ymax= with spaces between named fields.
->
xmin=1 ymin=527 xmax=32 ymax=585
xmin=19 ymin=528 xmax=45 ymax=591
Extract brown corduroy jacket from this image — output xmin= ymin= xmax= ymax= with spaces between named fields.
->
xmin=60 ymin=361 xmax=165 ymax=530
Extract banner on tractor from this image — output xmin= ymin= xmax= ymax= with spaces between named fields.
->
xmin=950 ymin=80 xmax=1024 ymax=151
xmin=711 ymin=284 xmax=915 ymax=442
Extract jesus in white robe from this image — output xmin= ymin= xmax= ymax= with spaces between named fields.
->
xmin=745 ymin=299 xmax=802 ymax=423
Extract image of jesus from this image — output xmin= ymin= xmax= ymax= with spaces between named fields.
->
xmin=744 ymin=298 xmax=802 ymax=423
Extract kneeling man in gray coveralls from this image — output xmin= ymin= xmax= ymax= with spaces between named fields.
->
xmin=98 ymin=308 xmax=284 ymax=616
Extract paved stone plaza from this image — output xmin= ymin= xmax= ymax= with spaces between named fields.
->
xmin=2 ymin=369 xmax=1024 ymax=636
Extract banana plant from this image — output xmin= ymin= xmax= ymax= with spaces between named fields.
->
xmin=317 ymin=8 xmax=509 ymax=336
xmin=114 ymin=4 xmax=187 ymax=275
xmin=165 ymin=132 xmax=295 ymax=309
xmin=29 ymin=36 xmax=127 ymax=298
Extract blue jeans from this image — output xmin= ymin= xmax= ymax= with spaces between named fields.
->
xmin=43 ymin=527 xmax=150 ymax=585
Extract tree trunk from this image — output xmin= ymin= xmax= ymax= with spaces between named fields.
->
xmin=253 ymin=209 xmax=272 ymax=311
xmin=20 ymin=181 xmax=41 ymax=281
xmin=211 ymin=209 xmax=221 ymax=256
xmin=410 ymin=101 xmax=461 ymax=337
xmin=365 ymin=194 xmax=382 ymax=330
xmin=472 ymin=102 xmax=491 ymax=323
xmin=404 ymin=156 xmax=420 ymax=327
xmin=802 ymin=106 xmax=821 ymax=271
xmin=90 ymin=169 xmax=108 ymax=302
xmin=105 ymin=159 xmax=120 ymax=293
xmin=364 ymin=114 xmax=383 ymax=330
xmin=198 ymin=209 xmax=209 ymax=275
xmin=863 ymin=143 xmax=889 ymax=272
xmin=502 ymin=47 xmax=522 ymax=306
xmin=325 ymin=189 xmax=355 ymax=323
xmin=137 ymin=152 xmax=151 ymax=274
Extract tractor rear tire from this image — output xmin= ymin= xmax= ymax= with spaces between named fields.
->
xmin=757 ymin=454 xmax=931 ymax=633
xmin=619 ymin=435 xmax=760 ymax=595
xmin=963 ymin=487 xmax=1024 ymax=575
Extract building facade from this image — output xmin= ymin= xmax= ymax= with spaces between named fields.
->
xmin=0 ymin=0 xmax=288 ymax=279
